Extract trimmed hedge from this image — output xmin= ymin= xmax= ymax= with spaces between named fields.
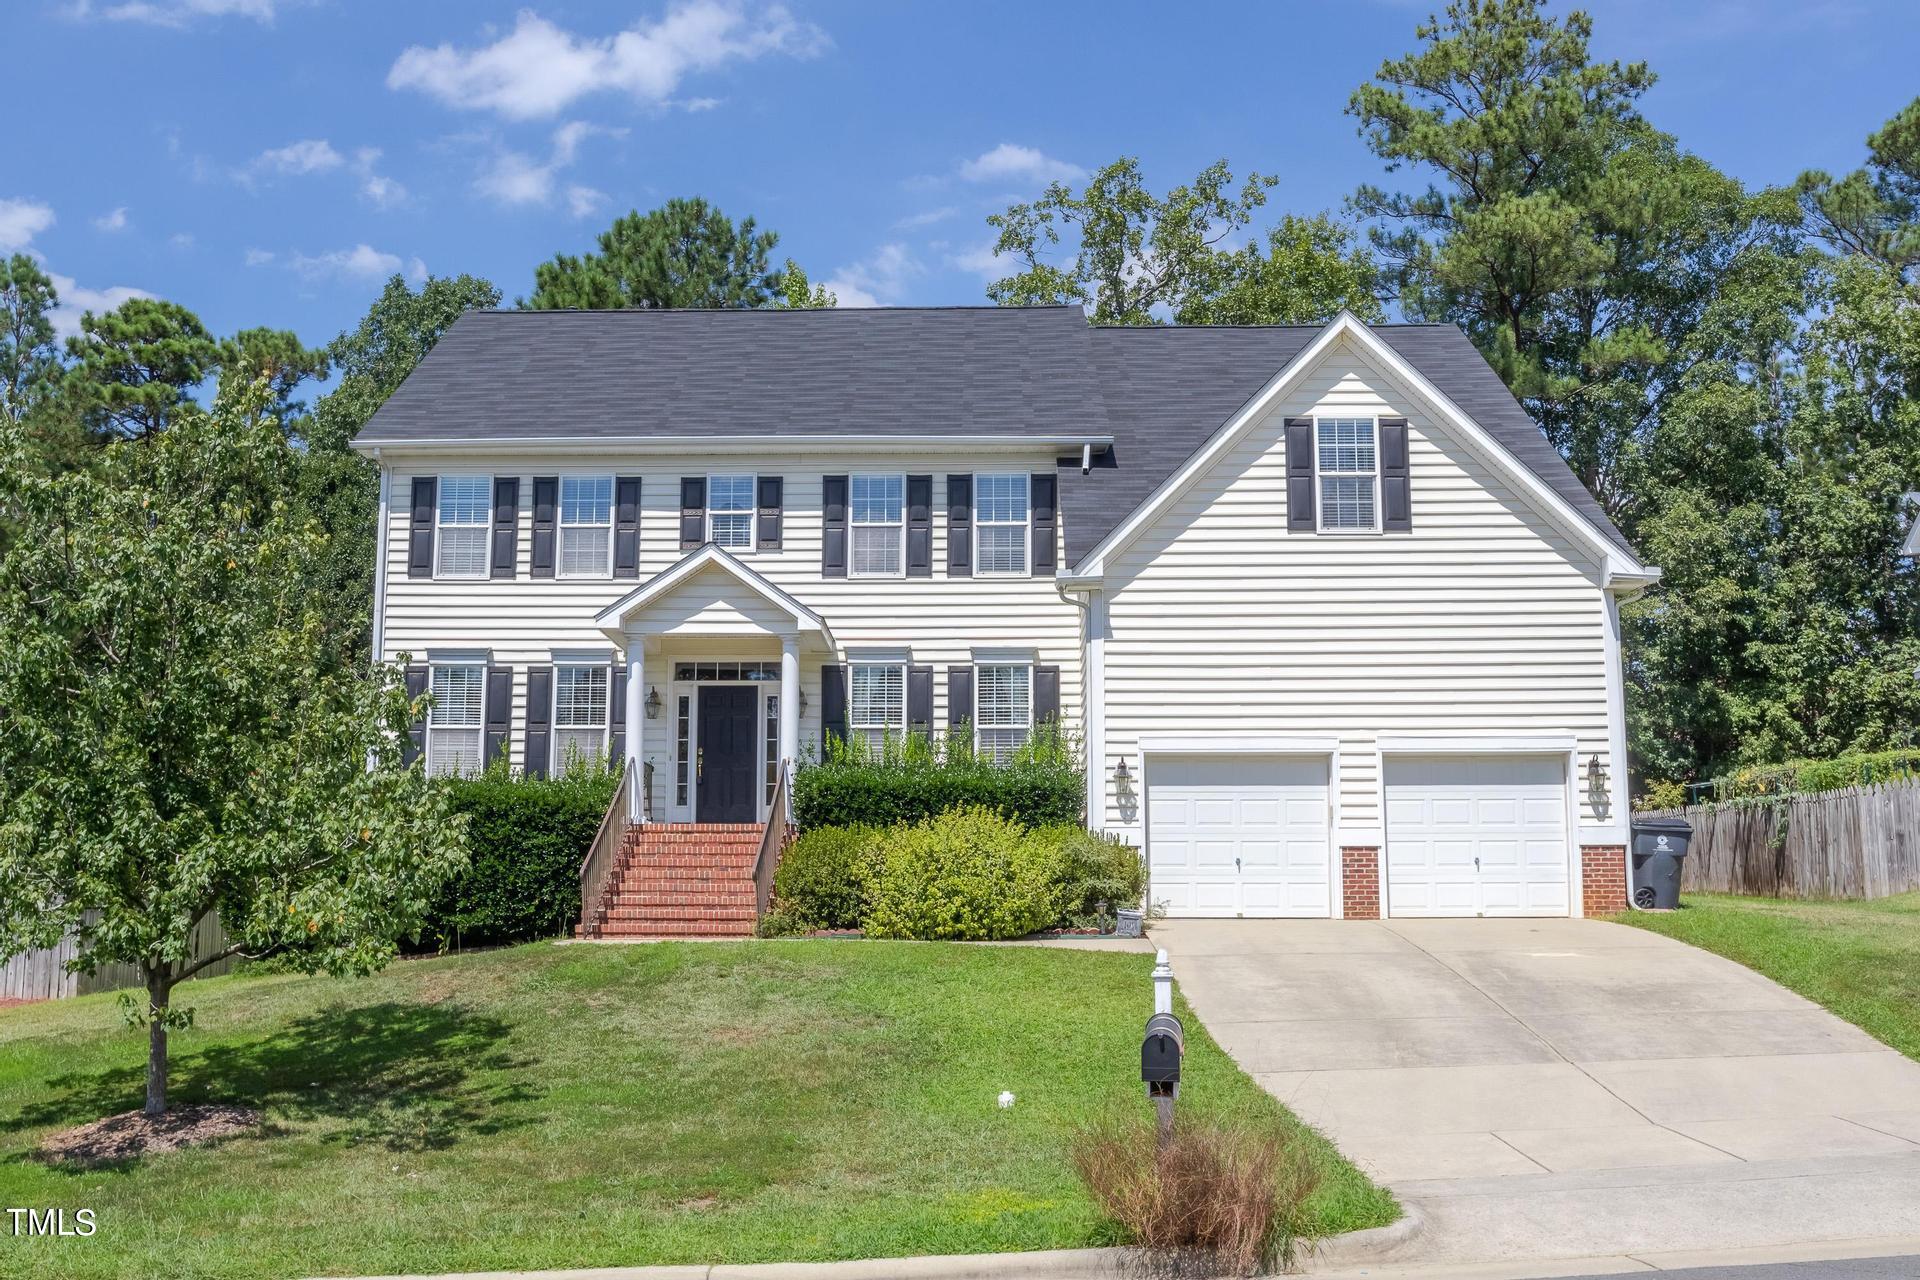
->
xmin=794 ymin=722 xmax=1082 ymax=829
xmin=862 ymin=806 xmax=1067 ymax=941
xmin=772 ymin=824 xmax=879 ymax=930
xmin=421 ymin=762 xmax=619 ymax=948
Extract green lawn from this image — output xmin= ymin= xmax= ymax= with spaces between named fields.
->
xmin=1617 ymin=891 xmax=1920 ymax=1060
xmin=0 ymin=940 xmax=1394 ymax=1280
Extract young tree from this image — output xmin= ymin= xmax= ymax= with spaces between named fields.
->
xmin=986 ymin=157 xmax=1279 ymax=324
xmin=771 ymin=257 xmax=837 ymax=309
xmin=1176 ymin=214 xmax=1384 ymax=325
xmin=525 ymin=198 xmax=783 ymax=310
xmin=0 ymin=386 xmax=468 ymax=1117
xmin=65 ymin=297 xmax=221 ymax=441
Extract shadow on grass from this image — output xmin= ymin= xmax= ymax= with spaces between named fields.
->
xmin=9 ymin=1000 xmax=541 ymax=1163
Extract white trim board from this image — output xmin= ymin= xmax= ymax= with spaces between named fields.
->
xmin=1063 ymin=311 xmax=1657 ymax=586
xmin=592 ymin=543 xmax=836 ymax=647
xmin=354 ymin=433 xmax=1113 ymax=458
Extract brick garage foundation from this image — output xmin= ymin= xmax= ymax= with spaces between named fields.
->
xmin=1581 ymin=844 xmax=1628 ymax=916
xmin=1341 ymin=846 xmax=1381 ymax=920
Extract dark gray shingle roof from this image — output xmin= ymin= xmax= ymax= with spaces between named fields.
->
xmin=354 ymin=306 xmax=1109 ymax=444
xmin=355 ymin=305 xmax=1635 ymax=566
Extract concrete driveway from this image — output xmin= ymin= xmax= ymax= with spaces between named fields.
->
xmin=1155 ymin=917 xmax=1920 ymax=1266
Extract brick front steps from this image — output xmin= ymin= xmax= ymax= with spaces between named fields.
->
xmin=580 ymin=823 xmax=766 ymax=939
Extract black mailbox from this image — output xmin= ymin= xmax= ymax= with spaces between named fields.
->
xmin=1141 ymin=1011 xmax=1184 ymax=1097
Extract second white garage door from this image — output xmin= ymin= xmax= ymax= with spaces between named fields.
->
xmin=1148 ymin=755 xmax=1330 ymax=918
xmin=1384 ymin=755 xmax=1571 ymax=917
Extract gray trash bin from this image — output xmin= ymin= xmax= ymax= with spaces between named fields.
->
xmin=1630 ymin=815 xmax=1692 ymax=909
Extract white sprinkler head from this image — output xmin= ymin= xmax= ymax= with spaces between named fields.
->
xmin=998 ymin=1090 xmax=1016 ymax=1109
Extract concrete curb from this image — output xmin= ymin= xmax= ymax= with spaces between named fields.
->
xmin=318 ymin=1209 xmax=1423 ymax=1280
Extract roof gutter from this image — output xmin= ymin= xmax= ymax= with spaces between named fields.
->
xmin=350 ymin=432 xmax=1117 ymax=458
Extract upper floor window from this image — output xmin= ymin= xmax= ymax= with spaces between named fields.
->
xmin=552 ymin=663 xmax=609 ymax=775
xmin=975 ymin=663 xmax=1032 ymax=764
xmin=850 ymin=474 xmax=905 ymax=577
xmin=1317 ymin=418 xmax=1379 ymax=532
xmin=435 ymin=476 xmax=491 ymax=578
xmin=708 ymin=474 xmax=756 ymax=551
xmin=559 ymin=475 xmax=613 ymax=576
xmin=427 ymin=663 xmax=484 ymax=777
xmin=848 ymin=661 xmax=905 ymax=751
xmin=975 ymin=474 xmax=1030 ymax=575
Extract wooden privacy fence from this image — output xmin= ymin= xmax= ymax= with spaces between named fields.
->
xmin=0 ymin=911 xmax=234 ymax=1003
xmin=1641 ymin=776 xmax=1920 ymax=899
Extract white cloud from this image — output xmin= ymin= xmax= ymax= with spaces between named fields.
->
xmin=288 ymin=243 xmax=406 ymax=282
xmin=407 ymin=256 xmax=428 ymax=283
xmin=951 ymin=241 xmax=1015 ymax=280
xmin=64 ymin=0 xmax=289 ymax=25
xmin=821 ymin=242 xmax=921 ymax=309
xmin=387 ymin=3 xmax=828 ymax=121
xmin=567 ymin=184 xmax=610 ymax=218
xmin=169 ymin=232 xmax=196 ymax=250
xmin=244 ymin=138 xmax=344 ymax=184
xmin=680 ymin=96 xmax=722 ymax=112
xmin=475 ymin=120 xmax=622 ymax=208
xmin=244 ymin=247 xmax=275 ymax=266
xmin=46 ymin=270 xmax=153 ymax=340
xmin=352 ymin=148 xmax=407 ymax=208
xmin=958 ymin=143 xmax=1082 ymax=186
xmin=92 ymin=206 xmax=129 ymax=233
xmin=0 ymin=198 xmax=55 ymax=252
xmin=893 ymin=206 xmax=956 ymax=230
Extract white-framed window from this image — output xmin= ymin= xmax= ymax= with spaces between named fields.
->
xmin=975 ymin=474 xmax=1030 ymax=575
xmin=764 ymin=694 xmax=781 ymax=805
xmin=552 ymin=664 xmax=609 ymax=774
xmin=674 ymin=693 xmax=692 ymax=807
xmin=708 ymin=474 xmax=756 ymax=551
xmin=848 ymin=662 xmax=906 ymax=751
xmin=435 ymin=476 xmax=491 ymax=578
xmin=427 ymin=663 xmax=485 ymax=777
xmin=1316 ymin=417 xmax=1380 ymax=532
xmin=558 ymin=475 xmax=613 ymax=576
xmin=850 ymin=473 xmax=905 ymax=577
xmin=975 ymin=663 xmax=1032 ymax=764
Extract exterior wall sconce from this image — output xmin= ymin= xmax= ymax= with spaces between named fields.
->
xmin=644 ymin=686 xmax=662 ymax=719
xmin=1586 ymin=752 xmax=1610 ymax=818
xmin=799 ymin=689 xmax=809 ymax=717
xmin=1114 ymin=758 xmax=1131 ymax=783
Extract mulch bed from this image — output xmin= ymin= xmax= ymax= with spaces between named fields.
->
xmin=37 ymin=1104 xmax=261 ymax=1167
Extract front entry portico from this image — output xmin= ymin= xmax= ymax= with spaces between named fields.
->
xmin=593 ymin=545 xmax=835 ymax=824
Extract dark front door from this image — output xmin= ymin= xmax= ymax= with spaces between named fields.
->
xmin=697 ymin=685 xmax=759 ymax=823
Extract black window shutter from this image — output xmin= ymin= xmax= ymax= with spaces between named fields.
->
xmin=906 ymin=475 xmax=932 ymax=577
xmin=484 ymin=666 xmax=512 ymax=768
xmin=757 ymin=475 xmax=784 ymax=550
xmin=408 ymin=477 xmax=436 ymax=578
xmin=820 ymin=663 xmax=846 ymax=748
xmin=530 ymin=477 xmax=558 ymax=577
xmin=1380 ymin=417 xmax=1411 ymax=532
xmin=946 ymin=475 xmax=973 ymax=576
xmin=1034 ymin=665 xmax=1061 ymax=726
xmin=947 ymin=665 xmax=973 ymax=731
xmin=403 ymin=663 xmax=429 ymax=765
xmin=679 ymin=477 xmax=707 ymax=550
xmin=1030 ymin=472 xmax=1057 ymax=575
xmin=523 ymin=666 xmax=553 ymax=779
xmin=609 ymin=661 xmax=628 ymax=763
xmin=822 ymin=475 xmax=848 ymax=577
xmin=489 ymin=478 xmax=518 ymax=579
xmin=1285 ymin=418 xmax=1316 ymax=532
xmin=613 ymin=476 xmax=642 ymax=577
xmin=906 ymin=664 xmax=933 ymax=735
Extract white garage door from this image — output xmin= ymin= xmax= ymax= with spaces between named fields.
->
xmin=1384 ymin=755 xmax=1570 ymax=917
xmin=1148 ymin=755 xmax=1330 ymax=918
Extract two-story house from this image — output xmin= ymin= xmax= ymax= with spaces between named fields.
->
xmin=353 ymin=305 xmax=1659 ymax=934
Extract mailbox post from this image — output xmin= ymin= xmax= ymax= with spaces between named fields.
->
xmin=1141 ymin=948 xmax=1184 ymax=1146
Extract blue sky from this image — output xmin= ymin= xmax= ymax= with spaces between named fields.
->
xmin=5 ymin=0 xmax=1917 ymax=351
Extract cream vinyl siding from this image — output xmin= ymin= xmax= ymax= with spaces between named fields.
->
xmin=378 ymin=450 xmax=1079 ymax=782
xmin=1096 ymin=335 xmax=1612 ymax=843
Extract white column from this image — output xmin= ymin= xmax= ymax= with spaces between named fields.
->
xmin=779 ymin=634 xmax=801 ymax=794
xmin=626 ymin=642 xmax=646 ymax=823
xmin=1085 ymin=590 xmax=1108 ymax=831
